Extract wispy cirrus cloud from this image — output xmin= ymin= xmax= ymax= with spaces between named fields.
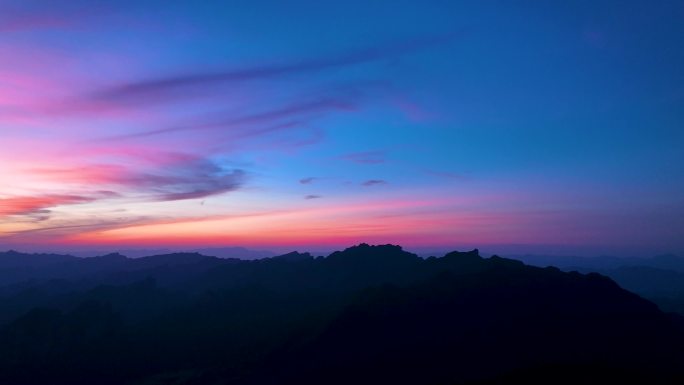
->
xmin=0 ymin=194 xmax=94 ymax=218
xmin=0 ymin=0 xmax=143 ymax=33
xmin=424 ymin=170 xmax=467 ymax=180
xmin=0 ymin=216 xmax=157 ymax=243
xmin=90 ymin=33 xmax=462 ymax=106
xmin=0 ymin=14 xmax=72 ymax=33
xmin=0 ymin=1 xmax=87 ymax=32
xmin=31 ymin=154 xmax=247 ymax=203
xmin=0 ymin=190 xmax=123 ymax=223
xmin=1 ymin=154 xmax=247 ymax=233
xmin=0 ymin=24 xmax=462 ymax=247
xmin=155 ymin=169 xmax=245 ymax=201
xmin=342 ymin=151 xmax=386 ymax=164
xmin=299 ymin=177 xmax=318 ymax=184
xmin=362 ymin=179 xmax=388 ymax=187
xmin=109 ymin=98 xmax=356 ymax=141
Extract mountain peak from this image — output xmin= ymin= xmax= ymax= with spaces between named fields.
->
xmin=326 ymin=243 xmax=418 ymax=263
xmin=274 ymin=251 xmax=313 ymax=261
xmin=96 ymin=252 xmax=127 ymax=259
xmin=442 ymin=248 xmax=481 ymax=260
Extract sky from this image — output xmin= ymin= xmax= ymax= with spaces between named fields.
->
xmin=0 ymin=0 xmax=683 ymax=256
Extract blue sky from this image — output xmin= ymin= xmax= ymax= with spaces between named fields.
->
xmin=0 ymin=0 xmax=682 ymax=255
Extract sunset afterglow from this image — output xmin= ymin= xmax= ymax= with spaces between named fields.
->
xmin=1 ymin=1 xmax=683 ymax=255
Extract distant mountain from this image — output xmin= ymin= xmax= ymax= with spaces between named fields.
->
xmin=63 ymin=247 xmax=276 ymax=259
xmin=272 ymin=251 xmax=314 ymax=261
xmin=513 ymin=253 xmax=684 ymax=272
xmin=515 ymin=253 xmax=684 ymax=315
xmin=0 ymin=250 xmax=222 ymax=288
xmin=0 ymin=250 xmax=76 ymax=268
xmin=0 ymin=244 xmax=682 ymax=384
xmin=569 ymin=266 xmax=684 ymax=315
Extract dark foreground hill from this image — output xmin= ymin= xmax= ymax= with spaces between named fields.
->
xmin=0 ymin=245 xmax=682 ymax=384
xmin=515 ymin=254 xmax=684 ymax=315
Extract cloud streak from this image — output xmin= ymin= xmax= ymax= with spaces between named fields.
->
xmin=362 ymin=180 xmax=388 ymax=187
xmin=89 ymin=33 xmax=461 ymax=105
xmin=0 ymin=23 xmax=471 ymax=248
xmin=342 ymin=151 xmax=386 ymax=164
xmin=110 ymin=98 xmax=355 ymax=141
xmin=299 ymin=177 xmax=318 ymax=184
xmin=31 ymin=154 xmax=247 ymax=203
xmin=0 ymin=0 xmax=141 ymax=33
xmin=0 ymin=194 xmax=94 ymax=220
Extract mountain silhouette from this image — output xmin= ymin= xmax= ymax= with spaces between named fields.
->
xmin=516 ymin=253 xmax=684 ymax=316
xmin=514 ymin=253 xmax=684 ymax=272
xmin=0 ymin=244 xmax=682 ymax=384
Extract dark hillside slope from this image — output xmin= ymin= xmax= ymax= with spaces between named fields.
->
xmin=0 ymin=245 xmax=681 ymax=385
xmin=236 ymin=251 xmax=684 ymax=385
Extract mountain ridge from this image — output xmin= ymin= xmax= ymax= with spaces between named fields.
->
xmin=0 ymin=244 xmax=682 ymax=384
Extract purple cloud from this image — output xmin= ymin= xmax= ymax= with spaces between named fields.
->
xmin=89 ymin=33 xmax=462 ymax=105
xmin=109 ymin=156 xmax=247 ymax=202
xmin=0 ymin=216 xmax=155 ymax=241
xmin=425 ymin=170 xmax=467 ymax=180
xmin=0 ymin=194 xmax=96 ymax=223
xmin=304 ymin=195 xmax=322 ymax=200
xmin=32 ymin=154 xmax=247 ymax=203
xmin=299 ymin=177 xmax=318 ymax=184
xmin=0 ymin=0 xmax=101 ymax=32
xmin=362 ymin=179 xmax=388 ymax=187
xmin=112 ymin=98 xmax=355 ymax=141
xmin=155 ymin=169 xmax=245 ymax=201
xmin=342 ymin=151 xmax=386 ymax=164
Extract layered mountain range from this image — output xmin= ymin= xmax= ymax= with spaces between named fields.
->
xmin=0 ymin=244 xmax=682 ymax=384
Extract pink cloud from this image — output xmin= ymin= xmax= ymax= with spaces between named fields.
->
xmin=362 ymin=179 xmax=388 ymax=187
xmin=27 ymin=154 xmax=247 ymax=202
xmin=0 ymin=194 xmax=94 ymax=218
